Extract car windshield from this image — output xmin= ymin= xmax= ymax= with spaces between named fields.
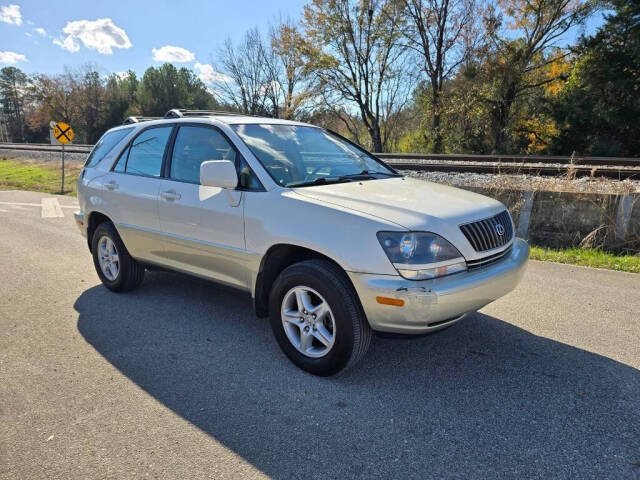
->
xmin=231 ymin=124 xmax=398 ymax=187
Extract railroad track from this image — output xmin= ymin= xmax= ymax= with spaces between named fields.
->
xmin=2 ymin=143 xmax=640 ymax=180
xmin=0 ymin=143 xmax=93 ymax=154
xmin=384 ymin=161 xmax=640 ymax=180
xmin=376 ymin=152 xmax=640 ymax=167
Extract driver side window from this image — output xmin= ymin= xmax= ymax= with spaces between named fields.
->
xmin=170 ymin=126 xmax=237 ymax=184
xmin=169 ymin=125 xmax=262 ymax=190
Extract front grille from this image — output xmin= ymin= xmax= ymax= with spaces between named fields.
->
xmin=460 ymin=210 xmax=513 ymax=252
xmin=466 ymin=245 xmax=512 ymax=269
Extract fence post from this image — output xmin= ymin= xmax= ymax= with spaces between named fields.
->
xmin=516 ymin=191 xmax=535 ymax=239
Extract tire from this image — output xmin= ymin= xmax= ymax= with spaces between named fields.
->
xmin=268 ymin=259 xmax=372 ymax=376
xmin=91 ymin=221 xmax=145 ymax=292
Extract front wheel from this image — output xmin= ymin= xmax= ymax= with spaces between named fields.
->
xmin=268 ymin=259 xmax=372 ymax=376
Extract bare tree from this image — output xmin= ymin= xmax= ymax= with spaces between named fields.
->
xmin=301 ymin=0 xmax=411 ymax=152
xmin=399 ymin=0 xmax=477 ymax=152
xmin=217 ymin=28 xmax=272 ymax=115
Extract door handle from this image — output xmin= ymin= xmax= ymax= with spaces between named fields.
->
xmin=105 ymin=181 xmax=118 ymax=191
xmin=161 ymin=190 xmax=181 ymax=201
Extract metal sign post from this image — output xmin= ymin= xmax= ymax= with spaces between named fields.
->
xmin=61 ymin=143 xmax=65 ymax=194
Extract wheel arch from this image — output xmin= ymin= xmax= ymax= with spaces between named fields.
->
xmin=86 ymin=210 xmax=114 ymax=252
xmin=253 ymin=243 xmax=358 ymax=318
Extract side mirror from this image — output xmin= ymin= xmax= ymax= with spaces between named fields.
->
xmin=200 ymin=160 xmax=238 ymax=189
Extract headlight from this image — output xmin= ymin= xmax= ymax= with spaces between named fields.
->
xmin=377 ymin=231 xmax=466 ymax=280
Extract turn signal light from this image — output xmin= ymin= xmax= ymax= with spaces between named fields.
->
xmin=376 ymin=296 xmax=405 ymax=307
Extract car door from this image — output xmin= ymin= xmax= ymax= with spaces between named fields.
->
xmin=101 ymin=124 xmax=174 ymax=264
xmin=157 ymin=124 xmax=261 ymax=290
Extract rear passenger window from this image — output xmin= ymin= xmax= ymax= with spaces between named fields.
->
xmin=170 ymin=126 xmax=237 ymax=184
xmin=116 ymin=126 xmax=172 ymax=177
xmin=85 ymin=127 xmax=133 ymax=167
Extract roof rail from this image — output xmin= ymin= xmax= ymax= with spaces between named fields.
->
xmin=122 ymin=116 xmax=162 ymax=125
xmin=163 ymin=109 xmax=245 ymax=119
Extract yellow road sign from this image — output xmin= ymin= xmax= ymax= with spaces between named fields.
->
xmin=52 ymin=122 xmax=74 ymax=144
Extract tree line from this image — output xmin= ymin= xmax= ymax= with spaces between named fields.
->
xmin=0 ymin=0 xmax=638 ymax=156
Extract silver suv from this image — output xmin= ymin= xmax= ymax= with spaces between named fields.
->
xmin=75 ymin=109 xmax=528 ymax=375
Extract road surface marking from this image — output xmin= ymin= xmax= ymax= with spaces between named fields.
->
xmin=0 ymin=200 xmax=78 ymax=215
xmin=0 ymin=201 xmax=40 ymax=207
xmin=0 ymin=208 xmax=7 ymax=212
xmin=41 ymin=198 xmax=64 ymax=218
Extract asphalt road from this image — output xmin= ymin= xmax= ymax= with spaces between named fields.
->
xmin=1 ymin=190 xmax=639 ymax=480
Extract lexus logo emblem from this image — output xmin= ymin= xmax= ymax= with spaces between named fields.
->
xmin=495 ymin=224 xmax=506 ymax=236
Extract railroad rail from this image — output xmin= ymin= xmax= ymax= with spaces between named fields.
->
xmin=2 ymin=143 xmax=640 ymax=180
xmin=376 ymin=152 xmax=640 ymax=167
xmin=0 ymin=142 xmax=93 ymax=154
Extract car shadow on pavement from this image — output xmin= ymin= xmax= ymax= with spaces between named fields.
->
xmin=75 ymin=271 xmax=640 ymax=480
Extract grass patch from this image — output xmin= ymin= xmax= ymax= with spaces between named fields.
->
xmin=530 ymin=246 xmax=640 ymax=273
xmin=0 ymin=157 xmax=81 ymax=196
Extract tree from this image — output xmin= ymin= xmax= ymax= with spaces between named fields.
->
xmin=270 ymin=19 xmax=314 ymax=119
xmin=29 ymin=72 xmax=81 ymax=139
xmin=135 ymin=64 xmax=216 ymax=116
xmin=301 ymin=0 xmax=410 ymax=152
xmin=76 ymin=67 xmax=106 ymax=143
xmin=399 ymin=0 xmax=477 ymax=152
xmin=552 ymin=0 xmax=640 ymax=156
xmin=104 ymin=71 xmax=139 ymax=128
xmin=481 ymin=0 xmax=596 ymax=152
xmin=217 ymin=28 xmax=273 ymax=115
xmin=0 ymin=67 xmax=29 ymax=142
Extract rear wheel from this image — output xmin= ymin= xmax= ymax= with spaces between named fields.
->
xmin=91 ymin=222 xmax=145 ymax=292
xmin=269 ymin=259 xmax=372 ymax=376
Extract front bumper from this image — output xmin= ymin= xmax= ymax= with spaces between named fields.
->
xmin=348 ymin=238 xmax=529 ymax=334
xmin=74 ymin=210 xmax=87 ymax=237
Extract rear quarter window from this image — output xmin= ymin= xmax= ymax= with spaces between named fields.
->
xmin=85 ymin=128 xmax=134 ymax=168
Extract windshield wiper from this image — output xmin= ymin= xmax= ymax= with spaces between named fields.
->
xmin=287 ymin=176 xmax=350 ymax=188
xmin=288 ymin=170 xmax=400 ymax=188
xmin=339 ymin=169 xmax=401 ymax=179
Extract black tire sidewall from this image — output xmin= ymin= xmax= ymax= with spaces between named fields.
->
xmin=269 ymin=261 xmax=360 ymax=376
xmin=91 ymin=223 xmax=130 ymax=291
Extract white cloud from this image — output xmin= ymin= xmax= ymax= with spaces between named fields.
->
xmin=0 ymin=4 xmax=21 ymax=25
xmin=34 ymin=27 xmax=46 ymax=36
xmin=194 ymin=62 xmax=233 ymax=84
xmin=0 ymin=51 xmax=27 ymax=63
xmin=24 ymin=31 xmax=31 ymax=37
xmin=152 ymin=45 xmax=195 ymax=63
xmin=53 ymin=35 xmax=80 ymax=53
xmin=54 ymin=18 xmax=131 ymax=54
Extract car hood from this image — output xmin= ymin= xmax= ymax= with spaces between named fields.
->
xmin=292 ymin=177 xmax=505 ymax=231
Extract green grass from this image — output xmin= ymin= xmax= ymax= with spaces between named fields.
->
xmin=0 ymin=158 xmax=81 ymax=196
xmin=530 ymin=246 xmax=640 ymax=273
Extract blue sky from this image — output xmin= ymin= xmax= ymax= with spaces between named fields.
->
xmin=1 ymin=0 xmax=309 ymax=77
xmin=2 ymin=0 xmax=605 ymax=82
